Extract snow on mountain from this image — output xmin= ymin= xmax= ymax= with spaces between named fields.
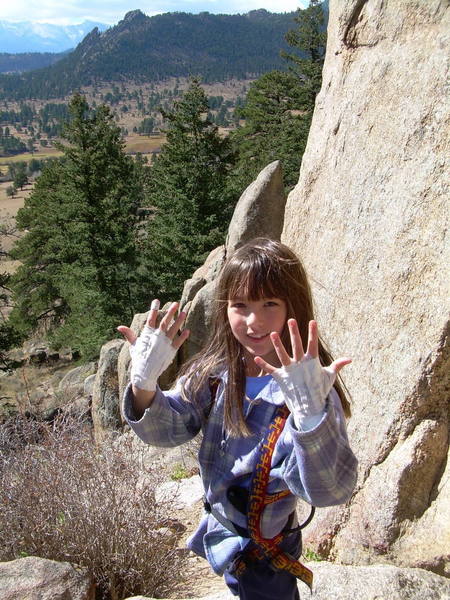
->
xmin=0 ymin=20 xmax=109 ymax=53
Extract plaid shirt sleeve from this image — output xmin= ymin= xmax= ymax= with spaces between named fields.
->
xmin=122 ymin=381 xmax=207 ymax=447
xmin=282 ymin=388 xmax=358 ymax=507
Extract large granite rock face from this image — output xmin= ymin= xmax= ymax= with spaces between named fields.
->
xmin=0 ymin=556 xmax=95 ymax=600
xmin=282 ymin=0 xmax=449 ymax=574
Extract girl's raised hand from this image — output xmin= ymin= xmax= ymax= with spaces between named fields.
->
xmin=117 ymin=300 xmax=190 ymax=392
xmin=117 ymin=299 xmax=190 ymax=350
xmin=254 ymin=319 xmax=351 ymax=375
xmin=254 ymin=320 xmax=351 ymax=429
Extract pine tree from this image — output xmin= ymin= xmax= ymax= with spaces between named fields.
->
xmin=0 ymin=271 xmax=22 ymax=372
xmin=13 ymin=164 xmax=28 ymax=189
xmin=10 ymin=94 xmax=143 ymax=358
xmin=281 ymin=0 xmax=327 ymax=110
xmin=229 ymin=70 xmax=311 ymax=191
xmin=229 ymin=1 xmax=326 ymax=192
xmin=140 ymin=79 xmax=235 ymax=303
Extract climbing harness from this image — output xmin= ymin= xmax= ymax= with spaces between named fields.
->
xmin=233 ymin=404 xmax=314 ymax=590
xmin=205 ymin=380 xmax=315 ymax=590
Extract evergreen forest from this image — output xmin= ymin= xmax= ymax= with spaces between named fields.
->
xmin=1 ymin=1 xmax=326 ymax=365
xmin=0 ymin=51 xmax=68 ymax=74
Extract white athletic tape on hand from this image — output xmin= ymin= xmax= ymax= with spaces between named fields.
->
xmin=129 ymin=324 xmax=177 ymax=392
xmin=271 ymin=357 xmax=335 ymax=430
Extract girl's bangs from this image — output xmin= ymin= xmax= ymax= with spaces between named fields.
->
xmin=226 ymin=256 xmax=285 ymax=301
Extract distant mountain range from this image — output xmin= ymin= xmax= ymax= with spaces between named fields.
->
xmin=0 ymin=20 xmax=109 ymax=53
xmin=0 ymin=10 xmax=304 ymax=100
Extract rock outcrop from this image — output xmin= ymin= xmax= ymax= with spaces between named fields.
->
xmin=226 ymin=159 xmax=286 ymax=252
xmin=91 ymin=339 xmax=124 ymax=443
xmin=0 ymin=556 xmax=95 ymax=600
xmin=58 ymin=362 xmax=97 ymax=397
xmin=282 ymin=0 xmax=449 ymax=574
xmin=122 ymin=562 xmax=450 ymax=599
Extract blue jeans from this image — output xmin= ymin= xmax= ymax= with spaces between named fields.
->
xmin=223 ymin=531 xmax=302 ymax=600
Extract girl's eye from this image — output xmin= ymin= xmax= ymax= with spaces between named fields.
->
xmin=265 ymin=300 xmax=280 ymax=307
xmin=230 ymin=302 xmax=246 ymax=308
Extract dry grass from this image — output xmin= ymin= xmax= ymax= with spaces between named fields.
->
xmin=0 ymin=148 xmax=62 ymax=166
xmin=0 ymin=259 xmax=20 ymax=274
xmin=124 ymin=134 xmax=165 ymax=154
xmin=0 ymin=414 xmax=187 ymax=600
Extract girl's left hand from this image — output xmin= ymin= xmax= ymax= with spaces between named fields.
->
xmin=254 ymin=320 xmax=351 ymax=426
xmin=254 ymin=319 xmax=351 ymax=375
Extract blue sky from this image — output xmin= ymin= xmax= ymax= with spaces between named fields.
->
xmin=0 ymin=0 xmax=309 ymax=25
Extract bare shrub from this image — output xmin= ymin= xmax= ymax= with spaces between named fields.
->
xmin=0 ymin=414 xmax=186 ymax=600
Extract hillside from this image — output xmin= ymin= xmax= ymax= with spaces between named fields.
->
xmin=0 ymin=10 xmax=298 ymax=100
xmin=0 ymin=52 xmax=69 ymax=74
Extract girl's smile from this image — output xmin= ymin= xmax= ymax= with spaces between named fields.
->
xmin=227 ymin=297 xmax=287 ymax=372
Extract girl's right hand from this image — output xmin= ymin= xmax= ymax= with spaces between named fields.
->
xmin=117 ymin=300 xmax=190 ymax=392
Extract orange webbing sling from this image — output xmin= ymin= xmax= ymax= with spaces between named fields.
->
xmin=233 ymin=404 xmax=314 ymax=591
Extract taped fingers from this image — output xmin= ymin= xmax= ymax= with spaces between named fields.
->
xmin=143 ymin=300 xmax=190 ymax=346
xmin=146 ymin=298 xmax=160 ymax=328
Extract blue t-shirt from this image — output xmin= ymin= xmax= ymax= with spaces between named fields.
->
xmin=245 ymin=374 xmax=272 ymax=400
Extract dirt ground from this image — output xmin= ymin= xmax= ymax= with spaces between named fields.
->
xmin=0 ymin=180 xmax=30 ymax=294
xmin=0 ymin=182 xmax=28 ymax=240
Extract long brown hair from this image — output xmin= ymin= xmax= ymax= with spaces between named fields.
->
xmin=180 ymin=238 xmax=351 ymax=436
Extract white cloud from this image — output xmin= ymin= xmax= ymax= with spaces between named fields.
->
xmin=0 ymin=0 xmax=308 ymax=25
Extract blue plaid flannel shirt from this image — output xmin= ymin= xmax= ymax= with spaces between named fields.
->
xmin=122 ymin=373 xmax=357 ymax=575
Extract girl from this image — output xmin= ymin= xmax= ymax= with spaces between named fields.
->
xmin=118 ymin=238 xmax=357 ymax=600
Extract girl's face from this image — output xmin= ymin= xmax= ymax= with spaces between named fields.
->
xmin=227 ymin=297 xmax=287 ymax=369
